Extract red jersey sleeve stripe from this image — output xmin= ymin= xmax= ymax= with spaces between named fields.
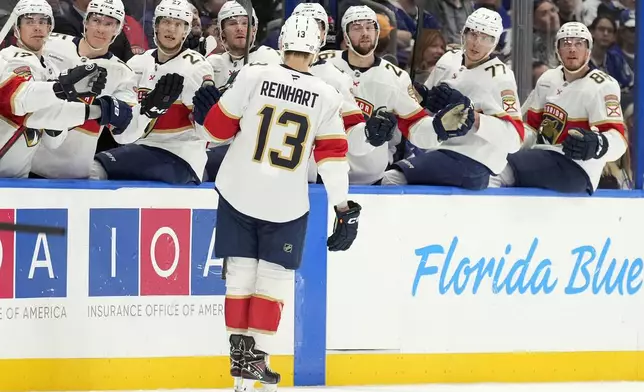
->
xmin=495 ymin=113 xmax=526 ymax=141
xmin=203 ymin=102 xmax=240 ymax=141
xmin=314 ymin=137 xmax=348 ymax=165
xmin=396 ymin=109 xmax=429 ymax=139
xmin=526 ymin=109 xmax=542 ymax=130
xmin=342 ymin=111 xmax=364 ymax=132
xmin=594 ymin=121 xmax=626 ymax=136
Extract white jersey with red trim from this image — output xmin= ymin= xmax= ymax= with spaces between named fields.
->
xmin=0 ymin=46 xmax=89 ymax=178
xmin=31 ymin=34 xmax=138 ymax=179
xmin=321 ymin=50 xmax=439 ymax=184
xmin=200 ymin=63 xmax=349 ymax=223
xmin=424 ymin=49 xmax=524 ymax=174
xmin=207 ymin=45 xmax=282 ymax=88
xmin=523 ymin=66 xmax=627 ymax=190
xmin=126 ymin=48 xmax=214 ymax=181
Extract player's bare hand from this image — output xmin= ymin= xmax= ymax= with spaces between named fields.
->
xmin=53 ymin=63 xmax=108 ymax=101
xmin=328 ymin=201 xmax=361 ymax=252
xmin=562 ymin=128 xmax=609 ymax=161
xmin=193 ymin=83 xmax=221 ymax=125
xmin=426 ymin=83 xmax=466 ymax=114
xmin=141 ymin=73 xmax=184 ymax=119
xmin=433 ymin=96 xmax=475 ymax=141
xmin=365 ymin=110 xmax=397 ymax=147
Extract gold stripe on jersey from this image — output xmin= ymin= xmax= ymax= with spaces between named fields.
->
xmin=397 ymin=106 xmax=424 ymax=119
xmin=219 ymin=103 xmax=241 ymax=120
xmin=316 ymin=134 xmax=348 ymax=141
xmin=342 ymin=110 xmax=363 ymax=117
xmin=316 ymin=156 xmax=348 ymax=166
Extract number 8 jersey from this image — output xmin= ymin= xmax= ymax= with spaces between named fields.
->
xmin=201 ymin=63 xmax=350 ymax=223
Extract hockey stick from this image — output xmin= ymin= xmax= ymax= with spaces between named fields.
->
xmin=237 ymin=0 xmax=253 ymax=65
xmin=408 ymin=0 xmax=425 ymax=82
xmin=0 ymin=222 xmax=66 ymax=235
xmin=0 ymin=5 xmax=18 ymax=48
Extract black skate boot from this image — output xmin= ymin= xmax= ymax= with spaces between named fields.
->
xmin=240 ymin=335 xmax=281 ymax=388
xmin=229 ymin=334 xmax=244 ymax=377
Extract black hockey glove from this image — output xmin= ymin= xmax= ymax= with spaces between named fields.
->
xmin=562 ymin=128 xmax=609 ymax=161
xmin=413 ymin=81 xmax=429 ymax=108
xmin=426 ymin=83 xmax=467 ymax=114
xmin=433 ymin=97 xmax=475 ymax=141
xmin=53 ymin=63 xmax=107 ymax=101
xmin=141 ymin=73 xmax=184 ymax=119
xmin=327 ymin=201 xmax=361 ymax=252
xmin=192 ymin=83 xmax=221 ymax=125
xmin=365 ymin=110 xmax=397 ymax=147
xmin=94 ymin=96 xmax=133 ymax=131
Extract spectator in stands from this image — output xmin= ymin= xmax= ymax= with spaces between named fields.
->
xmin=533 ymin=0 xmax=560 ymax=68
xmin=183 ymin=2 xmax=207 ymax=55
xmin=374 ymin=13 xmax=398 ymax=65
xmin=54 ymin=0 xmax=133 ymax=61
xmin=617 ymin=10 xmax=635 ymax=72
xmin=424 ymin=0 xmax=474 ymax=45
xmin=556 ymin=0 xmax=582 ymax=24
xmin=122 ymin=3 xmax=149 ymax=55
xmin=582 ymin=0 xmax=627 ymax=26
xmin=532 ymin=60 xmax=549 ymax=87
xmin=588 ymin=15 xmax=634 ymax=91
xmin=411 ymin=28 xmax=446 ymax=84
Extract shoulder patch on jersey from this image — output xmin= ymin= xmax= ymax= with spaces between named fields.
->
xmin=541 ymin=103 xmax=567 ymax=145
xmin=604 ymin=94 xmax=622 ymax=118
xmin=500 ymin=89 xmax=518 ymax=114
xmin=12 ymin=65 xmax=32 ymax=79
xmin=355 ymin=97 xmax=374 ymax=119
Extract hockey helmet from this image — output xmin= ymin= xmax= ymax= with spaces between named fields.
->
xmin=463 ymin=8 xmax=503 ymax=45
xmin=14 ymin=0 xmax=54 ymax=31
xmin=292 ymin=2 xmax=329 ymax=39
xmin=556 ymin=22 xmax=593 ymax=51
xmin=341 ymin=5 xmax=379 ymax=58
xmin=217 ymin=1 xmax=259 ymax=48
xmin=155 ymin=0 xmax=193 ymax=26
xmin=280 ymin=15 xmax=321 ymax=58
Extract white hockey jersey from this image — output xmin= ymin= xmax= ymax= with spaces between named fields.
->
xmin=126 ymin=48 xmax=215 ymax=181
xmin=0 ymin=46 xmax=88 ymax=178
xmin=524 ymin=66 xmax=627 ymax=190
xmin=207 ymin=45 xmax=282 ymax=88
xmin=31 ymin=34 xmax=138 ymax=179
xmin=200 ymin=63 xmax=349 ymax=223
xmin=320 ymin=50 xmax=440 ymax=184
xmin=424 ymin=50 xmax=524 ymax=174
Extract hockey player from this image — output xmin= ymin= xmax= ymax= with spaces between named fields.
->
xmin=207 ymin=1 xmax=281 ymax=88
xmin=491 ymin=22 xmax=627 ymax=194
xmin=89 ymin=0 xmax=215 ymax=184
xmin=192 ymin=15 xmax=361 ymax=392
xmin=317 ymin=5 xmax=475 ymax=185
xmin=32 ymin=0 xmax=136 ymax=179
xmin=381 ymin=7 xmax=524 ymax=190
xmin=0 ymin=0 xmax=113 ymax=178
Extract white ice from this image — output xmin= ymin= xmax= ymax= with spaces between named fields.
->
xmin=90 ymin=383 xmax=644 ymax=392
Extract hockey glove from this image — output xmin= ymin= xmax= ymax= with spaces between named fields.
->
xmin=433 ymin=97 xmax=475 ymax=141
xmin=426 ymin=83 xmax=467 ymax=114
xmin=53 ymin=63 xmax=107 ymax=101
xmin=192 ymin=83 xmax=221 ymax=125
xmin=413 ymin=81 xmax=429 ymax=108
xmin=562 ymin=128 xmax=609 ymax=161
xmin=94 ymin=96 xmax=133 ymax=130
xmin=327 ymin=201 xmax=361 ymax=252
xmin=141 ymin=73 xmax=184 ymax=119
xmin=365 ymin=110 xmax=397 ymax=147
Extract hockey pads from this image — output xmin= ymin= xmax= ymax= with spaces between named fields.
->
xmin=192 ymin=84 xmax=221 ymax=126
xmin=413 ymin=81 xmax=429 ymax=108
xmin=141 ymin=73 xmax=184 ymax=119
xmin=365 ymin=110 xmax=397 ymax=147
xmin=327 ymin=201 xmax=361 ymax=252
xmin=53 ymin=63 xmax=107 ymax=101
xmin=94 ymin=96 xmax=133 ymax=131
xmin=433 ymin=97 xmax=475 ymax=141
xmin=426 ymin=83 xmax=466 ymax=114
xmin=562 ymin=128 xmax=609 ymax=161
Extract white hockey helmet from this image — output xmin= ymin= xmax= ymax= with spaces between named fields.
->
xmin=155 ymin=0 xmax=193 ymax=26
xmin=280 ymin=15 xmax=321 ymax=58
xmin=292 ymin=2 xmax=329 ymax=39
xmin=341 ymin=5 xmax=379 ymax=58
xmin=84 ymin=0 xmax=126 ymax=45
xmin=217 ymin=1 xmax=259 ymax=47
xmin=555 ymin=22 xmax=593 ymax=73
xmin=463 ymin=8 xmax=503 ymax=45
xmin=14 ymin=0 xmax=54 ymax=31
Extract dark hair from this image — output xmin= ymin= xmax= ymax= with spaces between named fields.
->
xmin=532 ymin=60 xmax=546 ymax=69
xmin=284 ymin=51 xmax=314 ymax=60
xmin=590 ymin=15 xmax=617 ymax=32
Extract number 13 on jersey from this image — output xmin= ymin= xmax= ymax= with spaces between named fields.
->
xmin=252 ymin=105 xmax=310 ymax=171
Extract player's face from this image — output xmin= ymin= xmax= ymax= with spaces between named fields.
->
xmin=85 ymin=13 xmax=120 ymax=49
xmin=222 ymin=16 xmax=254 ymax=52
xmin=17 ymin=15 xmax=52 ymax=51
xmin=347 ymin=20 xmax=377 ymax=56
xmin=156 ymin=17 xmax=188 ymax=52
xmin=558 ymin=37 xmax=590 ymax=71
xmin=463 ymin=29 xmax=495 ymax=63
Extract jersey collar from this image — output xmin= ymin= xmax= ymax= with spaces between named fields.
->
xmin=153 ymin=47 xmax=188 ymax=64
xmin=342 ymin=50 xmax=381 ymax=73
xmin=461 ymin=53 xmax=497 ymax=69
xmin=281 ymin=64 xmax=313 ymax=76
xmin=73 ymin=37 xmax=114 ymax=60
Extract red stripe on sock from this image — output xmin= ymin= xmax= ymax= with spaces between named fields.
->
xmin=225 ymin=296 xmax=251 ymax=330
xmin=248 ymin=295 xmax=283 ymax=333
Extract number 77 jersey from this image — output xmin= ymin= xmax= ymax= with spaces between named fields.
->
xmin=199 ymin=63 xmax=349 ymax=223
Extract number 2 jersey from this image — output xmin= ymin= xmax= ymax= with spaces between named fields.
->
xmin=32 ymin=34 xmax=138 ymax=179
xmin=423 ymin=49 xmax=524 ymax=174
xmin=523 ymin=66 xmax=627 ymax=190
xmin=200 ymin=63 xmax=350 ymax=223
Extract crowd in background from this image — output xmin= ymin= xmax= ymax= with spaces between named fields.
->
xmin=0 ymin=0 xmax=638 ymax=189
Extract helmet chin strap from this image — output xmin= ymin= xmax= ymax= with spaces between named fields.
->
xmin=460 ymin=33 xmax=496 ymax=67
xmin=154 ymin=25 xmax=189 ymax=57
xmin=15 ymin=28 xmax=49 ymax=54
xmin=346 ymin=33 xmax=378 ymax=58
xmin=558 ymin=52 xmax=590 ymax=74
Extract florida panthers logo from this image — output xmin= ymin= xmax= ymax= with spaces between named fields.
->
xmin=355 ymin=97 xmax=374 ymax=120
xmin=137 ymin=87 xmax=151 ymax=103
xmin=540 ymin=103 xmax=567 ymax=145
